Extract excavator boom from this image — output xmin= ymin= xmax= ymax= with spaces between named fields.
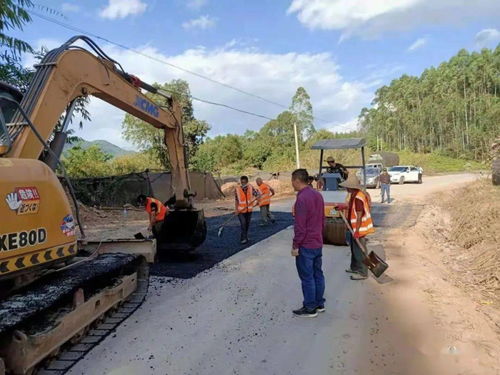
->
xmin=6 ymin=36 xmax=190 ymax=203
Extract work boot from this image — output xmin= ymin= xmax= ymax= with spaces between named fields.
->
xmin=350 ymin=273 xmax=368 ymax=280
xmin=293 ymin=307 xmax=318 ymax=318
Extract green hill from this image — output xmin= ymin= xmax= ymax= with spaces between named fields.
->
xmin=63 ymin=140 xmax=134 ymax=158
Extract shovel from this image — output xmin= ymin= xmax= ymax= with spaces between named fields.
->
xmin=339 ymin=211 xmax=389 ymax=278
xmin=217 ymin=213 xmax=237 ymax=237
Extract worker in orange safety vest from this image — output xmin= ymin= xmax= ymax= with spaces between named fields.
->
xmin=137 ymin=194 xmax=169 ymax=238
xmin=256 ymin=177 xmax=276 ymax=226
xmin=334 ymin=176 xmax=375 ymax=280
xmin=235 ymin=176 xmax=260 ymax=244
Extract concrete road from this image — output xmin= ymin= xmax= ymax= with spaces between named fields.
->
xmin=69 ymin=173 xmax=500 ymax=375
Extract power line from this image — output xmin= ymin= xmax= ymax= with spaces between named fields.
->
xmin=28 ymin=9 xmax=338 ymax=125
xmin=191 ymin=96 xmax=273 ymax=121
xmin=29 ymin=10 xmax=288 ymax=108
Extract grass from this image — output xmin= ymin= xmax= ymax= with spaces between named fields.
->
xmin=397 ymin=150 xmax=486 ymax=174
xmin=217 ymin=149 xmax=487 ymax=176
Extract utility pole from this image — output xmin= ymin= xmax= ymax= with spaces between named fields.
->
xmin=293 ymin=121 xmax=300 ymax=168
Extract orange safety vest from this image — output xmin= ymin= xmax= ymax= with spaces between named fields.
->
xmin=349 ymin=191 xmax=375 ymax=237
xmin=258 ymin=183 xmax=272 ymax=207
xmin=145 ymin=197 xmax=168 ymax=221
xmin=236 ymin=185 xmax=254 ymax=213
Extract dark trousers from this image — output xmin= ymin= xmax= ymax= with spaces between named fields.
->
xmin=346 ymin=231 xmax=367 ymax=276
xmin=238 ymin=212 xmax=252 ymax=241
xmin=152 ymin=221 xmax=164 ymax=238
xmin=295 ymin=247 xmax=326 ymax=310
xmin=259 ymin=204 xmax=274 ymax=224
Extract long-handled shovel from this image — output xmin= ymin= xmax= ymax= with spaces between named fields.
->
xmin=339 ymin=211 xmax=389 ymax=278
xmin=217 ymin=197 xmax=260 ymax=237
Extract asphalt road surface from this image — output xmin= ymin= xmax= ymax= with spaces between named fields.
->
xmin=68 ymin=173 xmax=500 ymax=375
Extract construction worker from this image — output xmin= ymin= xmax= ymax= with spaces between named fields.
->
xmin=335 ymin=175 xmax=375 ymax=280
xmin=235 ymin=176 xmax=260 ymax=244
xmin=325 ymin=156 xmax=348 ymax=180
xmin=379 ymin=168 xmax=391 ymax=203
xmin=256 ymin=177 xmax=275 ymax=225
xmin=136 ymin=194 xmax=168 ymax=238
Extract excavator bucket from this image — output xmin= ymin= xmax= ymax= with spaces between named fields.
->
xmin=156 ymin=209 xmax=207 ymax=251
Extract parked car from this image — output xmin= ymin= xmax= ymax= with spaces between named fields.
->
xmin=356 ymin=166 xmax=381 ymax=188
xmin=388 ymin=165 xmax=423 ymax=184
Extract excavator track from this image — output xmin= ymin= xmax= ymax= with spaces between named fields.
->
xmin=0 ymin=253 xmax=149 ymax=375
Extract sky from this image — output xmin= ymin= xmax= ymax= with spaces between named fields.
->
xmin=13 ymin=0 xmax=500 ymax=149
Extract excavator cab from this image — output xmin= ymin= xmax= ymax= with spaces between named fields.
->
xmin=0 ymin=82 xmax=22 ymax=156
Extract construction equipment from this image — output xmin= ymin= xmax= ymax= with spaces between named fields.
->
xmin=311 ymin=138 xmax=369 ymax=245
xmin=367 ymin=151 xmax=399 ymax=169
xmin=0 ymin=35 xmax=206 ymax=374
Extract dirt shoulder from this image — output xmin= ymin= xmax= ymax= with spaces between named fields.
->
xmin=432 ymin=179 xmax=500 ymax=322
xmin=375 ymin=174 xmax=500 ymax=373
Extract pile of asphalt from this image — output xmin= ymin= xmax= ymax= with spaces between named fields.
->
xmin=0 ymin=253 xmax=141 ymax=335
xmin=150 ymin=211 xmax=293 ymax=279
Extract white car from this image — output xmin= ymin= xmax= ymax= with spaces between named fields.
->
xmin=388 ymin=165 xmax=423 ymax=184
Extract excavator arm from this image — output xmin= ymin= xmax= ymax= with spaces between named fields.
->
xmin=6 ymin=36 xmax=191 ymax=204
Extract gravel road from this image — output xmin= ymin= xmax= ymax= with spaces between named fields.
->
xmin=69 ymin=173 xmax=500 ymax=375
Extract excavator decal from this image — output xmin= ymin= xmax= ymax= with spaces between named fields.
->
xmin=0 ymin=228 xmax=47 ymax=252
xmin=5 ymin=187 xmax=40 ymax=215
xmin=134 ymin=95 xmax=159 ymax=117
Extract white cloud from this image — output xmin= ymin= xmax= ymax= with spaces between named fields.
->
xmin=288 ymin=0 xmax=500 ymax=38
xmin=27 ymin=40 xmax=373 ymax=148
xmin=85 ymin=44 xmax=371 ymax=142
xmin=475 ymin=28 xmax=500 ymax=48
xmin=182 ymin=15 xmax=217 ymax=30
xmin=407 ymin=37 xmax=427 ymax=52
xmin=187 ymin=0 xmax=208 ymax=11
xmin=329 ymin=118 xmax=359 ymax=133
xmin=99 ymin=0 xmax=147 ymax=20
xmin=61 ymin=3 xmax=80 ymax=12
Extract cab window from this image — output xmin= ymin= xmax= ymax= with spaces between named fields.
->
xmin=0 ymin=98 xmax=13 ymax=155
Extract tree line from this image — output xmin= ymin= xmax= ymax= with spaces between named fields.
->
xmin=1 ymin=2 xmax=496 ymax=177
xmin=359 ymin=46 xmax=500 ymax=161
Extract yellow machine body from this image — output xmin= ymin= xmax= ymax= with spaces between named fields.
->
xmin=0 ymin=159 xmax=77 ymax=278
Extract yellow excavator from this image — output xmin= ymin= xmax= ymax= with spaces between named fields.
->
xmin=0 ymin=36 xmax=206 ymax=374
